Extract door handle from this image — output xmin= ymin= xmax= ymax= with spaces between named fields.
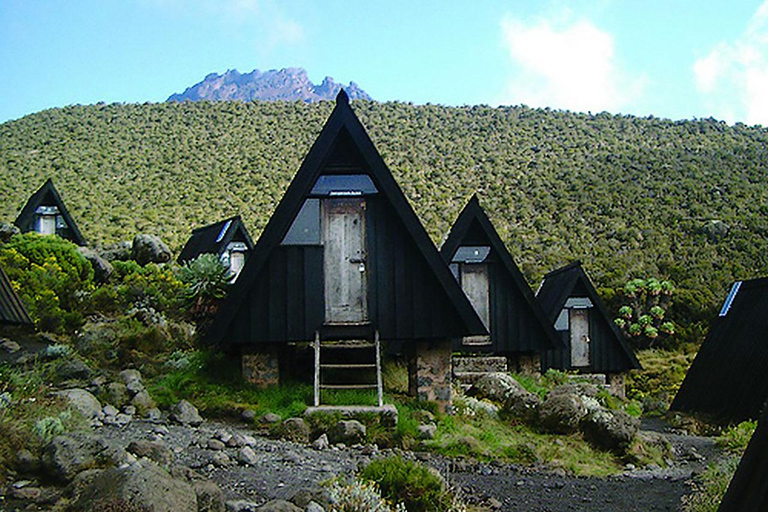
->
xmin=349 ymin=258 xmax=365 ymax=264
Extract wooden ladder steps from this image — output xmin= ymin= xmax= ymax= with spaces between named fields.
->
xmin=314 ymin=330 xmax=383 ymax=407
xmin=321 ymin=363 xmax=377 ymax=369
xmin=320 ymin=384 xmax=379 ymax=389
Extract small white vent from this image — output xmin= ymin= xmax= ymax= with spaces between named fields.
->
xmin=719 ymin=281 xmax=742 ymax=317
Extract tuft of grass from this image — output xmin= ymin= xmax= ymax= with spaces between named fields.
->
xmin=717 ymin=421 xmax=757 ymax=453
xmin=360 ymin=456 xmax=454 ymax=512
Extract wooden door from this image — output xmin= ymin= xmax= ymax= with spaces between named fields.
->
xmin=324 ymin=198 xmax=367 ymax=324
xmin=570 ymin=308 xmax=590 ymax=367
xmin=461 ymin=264 xmax=491 ymax=345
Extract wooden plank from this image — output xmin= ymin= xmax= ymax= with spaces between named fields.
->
xmin=314 ymin=331 xmax=320 ymax=406
xmin=570 ymin=309 xmax=590 ymax=366
xmin=320 ymin=384 xmax=378 ymax=389
xmin=286 ymin=247 xmax=304 ymax=340
xmin=304 ymin=247 xmax=324 ymax=336
xmin=321 ymin=363 xmax=377 ymax=369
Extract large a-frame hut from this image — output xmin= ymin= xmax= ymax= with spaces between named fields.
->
xmin=206 ymin=91 xmax=486 ymax=411
xmin=178 ymin=215 xmax=254 ymax=281
xmin=536 ymin=261 xmax=640 ymax=396
xmin=671 ymin=277 xmax=768 ymax=424
xmin=0 ymin=266 xmax=32 ymax=326
xmin=440 ymin=195 xmax=562 ymax=373
xmin=14 ymin=179 xmax=86 ymax=246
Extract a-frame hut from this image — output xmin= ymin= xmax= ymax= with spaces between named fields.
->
xmin=671 ymin=277 xmax=768 ymax=425
xmin=14 ymin=179 xmax=86 ymax=246
xmin=440 ymin=195 xmax=562 ymax=374
xmin=717 ymin=404 xmax=768 ymax=511
xmin=206 ymin=91 xmax=486 ymax=412
xmin=0 ymin=266 xmax=32 ymax=326
xmin=536 ymin=261 xmax=640 ymax=396
xmin=178 ymin=216 xmax=254 ymax=281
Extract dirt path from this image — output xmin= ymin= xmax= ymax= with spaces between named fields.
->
xmin=96 ymin=416 xmax=722 ymax=511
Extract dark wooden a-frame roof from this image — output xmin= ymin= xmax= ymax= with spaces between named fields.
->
xmin=717 ymin=404 xmax=768 ymax=511
xmin=178 ymin=215 xmax=254 ymax=263
xmin=14 ymin=179 xmax=86 ymax=246
xmin=672 ymin=277 xmax=768 ymax=424
xmin=0 ymin=266 xmax=32 ymax=325
xmin=440 ymin=195 xmax=562 ymax=353
xmin=537 ymin=261 xmax=641 ymax=372
xmin=206 ymin=90 xmax=486 ymax=347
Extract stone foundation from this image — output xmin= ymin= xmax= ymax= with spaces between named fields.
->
xmin=506 ymin=353 xmax=541 ymax=376
xmin=607 ymin=373 xmax=626 ymax=399
xmin=408 ymin=339 xmax=452 ymax=413
xmin=241 ymin=346 xmax=280 ymax=388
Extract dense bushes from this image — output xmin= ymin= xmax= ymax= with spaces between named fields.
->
xmin=360 ymin=456 xmax=454 ymax=512
xmin=0 ymin=233 xmax=93 ymax=333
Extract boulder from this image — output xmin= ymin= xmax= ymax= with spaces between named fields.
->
xmin=538 ymin=392 xmax=587 ymax=434
xmin=53 ymin=358 xmax=92 ymax=381
xmin=468 ymin=372 xmax=541 ymax=419
xmin=54 ymin=388 xmax=102 ymax=421
xmin=237 ymin=446 xmax=259 ymax=466
xmin=279 ymin=417 xmax=310 ymax=443
xmin=192 ymin=479 xmax=226 ymax=512
xmin=418 ymin=424 xmax=437 ymax=440
xmin=0 ymin=221 xmax=20 ymax=243
xmin=328 ymin=420 xmax=366 ymax=445
xmin=41 ymin=432 xmax=127 ymax=482
xmin=131 ymin=389 xmax=157 ymax=413
xmin=257 ymin=500 xmax=302 ymax=512
xmin=311 ymin=433 xmax=329 ymax=451
xmin=126 ymin=439 xmax=174 ymax=467
xmin=580 ymin=408 xmax=640 ymax=453
xmin=132 ymin=234 xmax=172 ymax=265
xmin=99 ymin=241 xmax=133 ymax=262
xmin=77 ymin=246 xmax=113 ymax=283
xmin=171 ymin=400 xmax=203 ymax=426
xmin=118 ymin=369 xmax=143 ymax=388
xmin=68 ymin=460 xmax=197 ymax=512
xmin=16 ymin=449 xmax=40 ymax=474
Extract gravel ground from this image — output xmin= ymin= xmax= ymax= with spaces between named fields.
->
xmin=95 ymin=415 xmax=723 ymax=511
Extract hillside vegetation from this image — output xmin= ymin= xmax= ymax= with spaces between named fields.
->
xmin=2 ymin=100 xmax=768 ymax=329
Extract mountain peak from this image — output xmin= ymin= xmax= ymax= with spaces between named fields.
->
xmin=167 ymin=67 xmax=371 ymax=103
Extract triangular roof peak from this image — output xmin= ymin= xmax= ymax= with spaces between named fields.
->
xmin=207 ymin=93 xmax=486 ymax=344
xmin=14 ymin=179 xmax=86 ymax=246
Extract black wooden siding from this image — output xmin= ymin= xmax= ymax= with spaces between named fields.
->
xmin=671 ymin=277 xmax=768 ymax=425
xmin=223 ymin=194 xmax=469 ymax=346
xmin=538 ymin=262 xmax=640 ymax=374
xmin=717 ymin=405 xmax=768 ymax=510
xmin=0 ymin=266 xmax=32 ymax=325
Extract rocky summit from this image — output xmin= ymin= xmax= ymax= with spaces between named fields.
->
xmin=167 ymin=67 xmax=371 ymax=103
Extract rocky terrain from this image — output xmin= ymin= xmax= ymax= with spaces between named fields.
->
xmin=0 ymin=363 xmax=723 ymax=511
xmin=167 ymin=68 xmax=371 ymax=103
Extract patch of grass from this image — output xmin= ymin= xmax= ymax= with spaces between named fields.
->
xmin=717 ymin=421 xmax=757 ymax=453
xmin=509 ymin=372 xmax=549 ymax=399
xmin=681 ymin=456 xmax=740 ymax=512
xmin=626 ymin=348 xmax=695 ymax=416
xmin=0 ymin=362 xmax=85 ymax=484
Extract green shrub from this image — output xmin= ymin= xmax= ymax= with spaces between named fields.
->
xmin=176 ymin=254 xmax=232 ymax=332
xmin=327 ymin=478 xmax=405 ymax=512
xmin=626 ymin=348 xmax=695 ymax=416
xmin=90 ymin=260 xmax=183 ymax=315
xmin=0 ymin=233 xmax=93 ymax=333
xmin=360 ymin=456 xmax=453 ymax=512
xmin=32 ymin=411 xmax=72 ymax=443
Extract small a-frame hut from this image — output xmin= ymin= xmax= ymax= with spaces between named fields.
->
xmin=536 ymin=261 xmax=640 ymax=395
xmin=440 ymin=195 xmax=562 ymax=373
xmin=0 ymin=266 xmax=32 ymax=326
xmin=206 ymin=91 xmax=486 ymax=412
xmin=717 ymin=403 xmax=768 ymax=511
xmin=671 ymin=277 xmax=768 ymax=425
xmin=14 ymin=179 xmax=86 ymax=245
xmin=178 ymin=216 xmax=254 ymax=281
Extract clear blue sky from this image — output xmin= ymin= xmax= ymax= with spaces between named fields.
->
xmin=2 ymin=0 xmax=768 ymax=125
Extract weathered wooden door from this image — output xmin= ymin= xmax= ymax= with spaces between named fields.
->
xmin=324 ymin=198 xmax=367 ymax=324
xmin=461 ymin=264 xmax=491 ymax=345
xmin=570 ymin=308 xmax=590 ymax=366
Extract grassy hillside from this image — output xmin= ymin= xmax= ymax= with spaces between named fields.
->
xmin=2 ymin=100 xmax=768 ymax=327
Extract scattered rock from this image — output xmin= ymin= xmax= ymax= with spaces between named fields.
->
xmin=15 ymin=449 xmax=40 ymax=474
xmin=580 ymin=408 xmax=640 ymax=453
xmin=53 ymin=388 xmax=102 ymax=421
xmin=53 ymin=358 xmax=92 ymax=381
xmin=102 ymin=404 xmax=119 ymax=417
xmin=1 ymin=339 xmax=21 ymax=353
xmin=41 ymin=431 xmax=127 ymax=482
xmin=106 ymin=382 xmax=129 ymax=408
xmin=306 ymin=501 xmax=325 ymax=512
xmin=312 ymin=434 xmax=329 ymax=451
xmin=468 ymin=372 xmax=541 ymax=419
xmin=118 ymin=369 xmax=143 ymax=388
xmin=208 ymin=439 xmax=226 ymax=451
xmin=68 ymin=459 xmax=197 ymax=512
xmin=77 ymin=246 xmax=113 ymax=282
xmin=145 ymin=407 xmax=162 ymax=421
xmin=279 ymin=417 xmax=309 ymax=443
xmin=261 ymin=413 xmax=281 ymax=424
xmin=538 ymin=391 xmax=588 ymax=434
xmin=126 ymin=439 xmax=174 ymax=467
xmin=241 ymin=409 xmax=257 ymax=422
xmin=0 ymin=221 xmax=20 ymax=243
xmin=212 ymin=452 xmax=233 ymax=467
xmin=10 ymin=486 xmax=42 ymax=501
xmin=257 ymin=499 xmax=302 ymax=512
xmin=132 ymin=234 xmax=172 ymax=265
xmin=328 ymin=420 xmax=366 ymax=445
xmin=171 ymin=400 xmax=203 ymax=426
xmin=237 ymin=446 xmax=259 ymax=466
xmin=226 ymin=500 xmax=261 ymax=512
xmin=418 ymin=424 xmax=437 ymax=440
xmin=192 ymin=479 xmax=226 ymax=512
xmin=99 ymin=241 xmax=133 ymax=262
